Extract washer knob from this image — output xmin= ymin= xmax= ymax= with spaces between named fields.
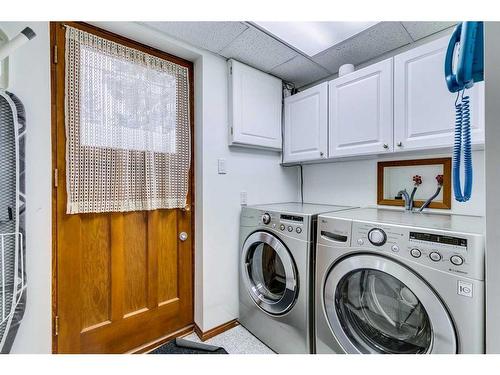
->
xmin=368 ymin=228 xmax=387 ymax=246
xmin=261 ymin=213 xmax=271 ymax=225
xmin=287 ymin=226 xmax=293 ymax=232
xmin=450 ymin=255 xmax=464 ymax=266
xmin=296 ymin=227 xmax=302 ymax=234
xmin=279 ymin=224 xmax=285 ymax=231
xmin=429 ymin=252 xmax=442 ymax=262
xmin=410 ymin=248 xmax=422 ymax=258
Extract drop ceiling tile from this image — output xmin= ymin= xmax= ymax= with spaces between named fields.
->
xmin=402 ymin=21 xmax=457 ymax=41
xmin=219 ymin=27 xmax=298 ymax=72
xmin=312 ymin=22 xmax=413 ymax=74
xmin=143 ymin=22 xmax=248 ymax=54
xmin=270 ymin=55 xmax=331 ymax=87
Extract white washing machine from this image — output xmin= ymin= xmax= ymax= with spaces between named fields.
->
xmin=315 ymin=208 xmax=485 ymax=354
xmin=239 ymin=203 xmax=355 ymax=354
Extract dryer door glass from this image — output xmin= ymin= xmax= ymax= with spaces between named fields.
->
xmin=249 ymin=242 xmax=286 ymax=301
xmin=242 ymin=231 xmax=298 ymax=315
xmin=335 ymin=269 xmax=431 ymax=354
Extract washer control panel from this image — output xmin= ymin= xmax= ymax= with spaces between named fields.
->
xmin=256 ymin=210 xmax=307 ymax=240
xmin=351 ymin=221 xmax=484 ymax=281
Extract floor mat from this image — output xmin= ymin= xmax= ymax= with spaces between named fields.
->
xmin=148 ymin=338 xmax=228 ymax=354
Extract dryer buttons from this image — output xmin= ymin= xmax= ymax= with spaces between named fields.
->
xmin=279 ymin=224 xmax=285 ymax=231
xmin=410 ymin=248 xmax=422 ymax=258
xmin=287 ymin=226 xmax=293 ymax=232
xmin=296 ymin=227 xmax=302 ymax=234
xmin=429 ymin=252 xmax=442 ymax=262
xmin=450 ymin=255 xmax=464 ymax=266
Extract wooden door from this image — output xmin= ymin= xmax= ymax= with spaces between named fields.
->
xmin=50 ymin=22 xmax=194 ymax=354
xmin=328 ymin=58 xmax=393 ymax=158
xmin=283 ymin=82 xmax=328 ymax=163
xmin=394 ymin=35 xmax=485 ymax=152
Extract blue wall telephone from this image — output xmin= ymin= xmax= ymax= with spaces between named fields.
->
xmin=444 ymin=21 xmax=484 ymax=202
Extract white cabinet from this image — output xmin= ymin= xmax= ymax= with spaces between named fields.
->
xmin=328 ymin=59 xmax=393 ymax=158
xmin=283 ymin=82 xmax=328 ymax=163
xmin=228 ymin=59 xmax=282 ymax=150
xmin=394 ymin=36 xmax=485 ymax=151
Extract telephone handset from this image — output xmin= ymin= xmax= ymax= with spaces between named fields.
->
xmin=444 ymin=22 xmax=484 ymax=202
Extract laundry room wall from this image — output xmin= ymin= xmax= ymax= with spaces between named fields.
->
xmin=484 ymin=21 xmax=500 ymax=354
xmin=0 ymin=21 xmax=52 ymax=354
xmin=302 ymin=151 xmax=485 ymax=216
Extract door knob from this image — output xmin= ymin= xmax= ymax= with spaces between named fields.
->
xmin=179 ymin=232 xmax=188 ymax=241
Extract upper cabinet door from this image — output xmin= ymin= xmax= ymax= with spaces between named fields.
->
xmin=228 ymin=59 xmax=283 ymax=150
xmin=283 ymin=82 xmax=328 ymax=163
xmin=394 ymin=36 xmax=485 ymax=152
xmin=328 ymin=59 xmax=394 ymax=158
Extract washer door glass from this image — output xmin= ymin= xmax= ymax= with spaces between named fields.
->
xmin=324 ymin=255 xmax=457 ymax=354
xmin=242 ymin=232 xmax=298 ymax=315
xmin=336 ymin=269 xmax=431 ymax=354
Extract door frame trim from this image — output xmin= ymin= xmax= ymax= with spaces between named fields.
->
xmin=50 ymin=21 xmax=195 ymax=353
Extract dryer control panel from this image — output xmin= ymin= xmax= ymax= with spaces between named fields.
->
xmin=255 ymin=210 xmax=308 ymax=241
xmin=351 ymin=221 xmax=484 ymax=281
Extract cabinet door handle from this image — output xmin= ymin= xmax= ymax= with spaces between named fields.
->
xmin=397 ymin=142 xmax=403 ymax=147
xmin=319 ymin=151 xmax=324 ymax=157
xmin=383 ymin=144 xmax=389 ymax=149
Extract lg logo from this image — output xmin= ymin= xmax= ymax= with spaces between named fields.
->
xmin=458 ymin=281 xmax=473 ymax=298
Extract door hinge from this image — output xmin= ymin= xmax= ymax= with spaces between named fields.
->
xmin=53 ymin=45 xmax=58 ymax=64
xmin=54 ymin=315 xmax=59 ymax=336
xmin=54 ymin=168 xmax=58 ymax=188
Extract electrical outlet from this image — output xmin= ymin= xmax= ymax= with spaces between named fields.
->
xmin=218 ymin=158 xmax=227 ymax=174
xmin=240 ymin=191 xmax=248 ymax=206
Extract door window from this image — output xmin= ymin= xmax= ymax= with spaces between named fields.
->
xmin=242 ymin=231 xmax=297 ymax=315
xmin=247 ymin=242 xmax=287 ymax=303
xmin=335 ymin=269 xmax=432 ymax=354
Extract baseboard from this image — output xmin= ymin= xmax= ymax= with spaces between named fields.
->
xmin=131 ymin=324 xmax=195 ymax=354
xmin=194 ymin=319 xmax=239 ymax=342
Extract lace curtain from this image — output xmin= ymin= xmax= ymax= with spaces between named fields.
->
xmin=65 ymin=26 xmax=191 ymax=214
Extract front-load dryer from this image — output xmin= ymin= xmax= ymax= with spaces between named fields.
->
xmin=239 ymin=203 xmax=355 ymax=354
xmin=315 ymin=208 xmax=484 ymax=354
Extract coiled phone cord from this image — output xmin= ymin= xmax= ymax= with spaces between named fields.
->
xmin=453 ymin=90 xmax=473 ymax=202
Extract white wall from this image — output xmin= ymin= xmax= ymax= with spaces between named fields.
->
xmin=485 ymin=22 xmax=500 ymax=353
xmin=303 ymin=151 xmax=485 ymax=217
xmin=195 ymin=53 xmax=299 ymax=329
xmin=0 ymin=22 xmax=52 ymax=353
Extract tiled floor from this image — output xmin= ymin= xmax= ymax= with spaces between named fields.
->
xmin=183 ymin=325 xmax=275 ymax=354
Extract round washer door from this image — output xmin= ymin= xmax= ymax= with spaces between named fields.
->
xmin=241 ymin=231 xmax=298 ymax=315
xmin=324 ymin=254 xmax=457 ymax=354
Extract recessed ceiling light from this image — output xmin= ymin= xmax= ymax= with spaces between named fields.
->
xmin=253 ymin=22 xmax=379 ymax=56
